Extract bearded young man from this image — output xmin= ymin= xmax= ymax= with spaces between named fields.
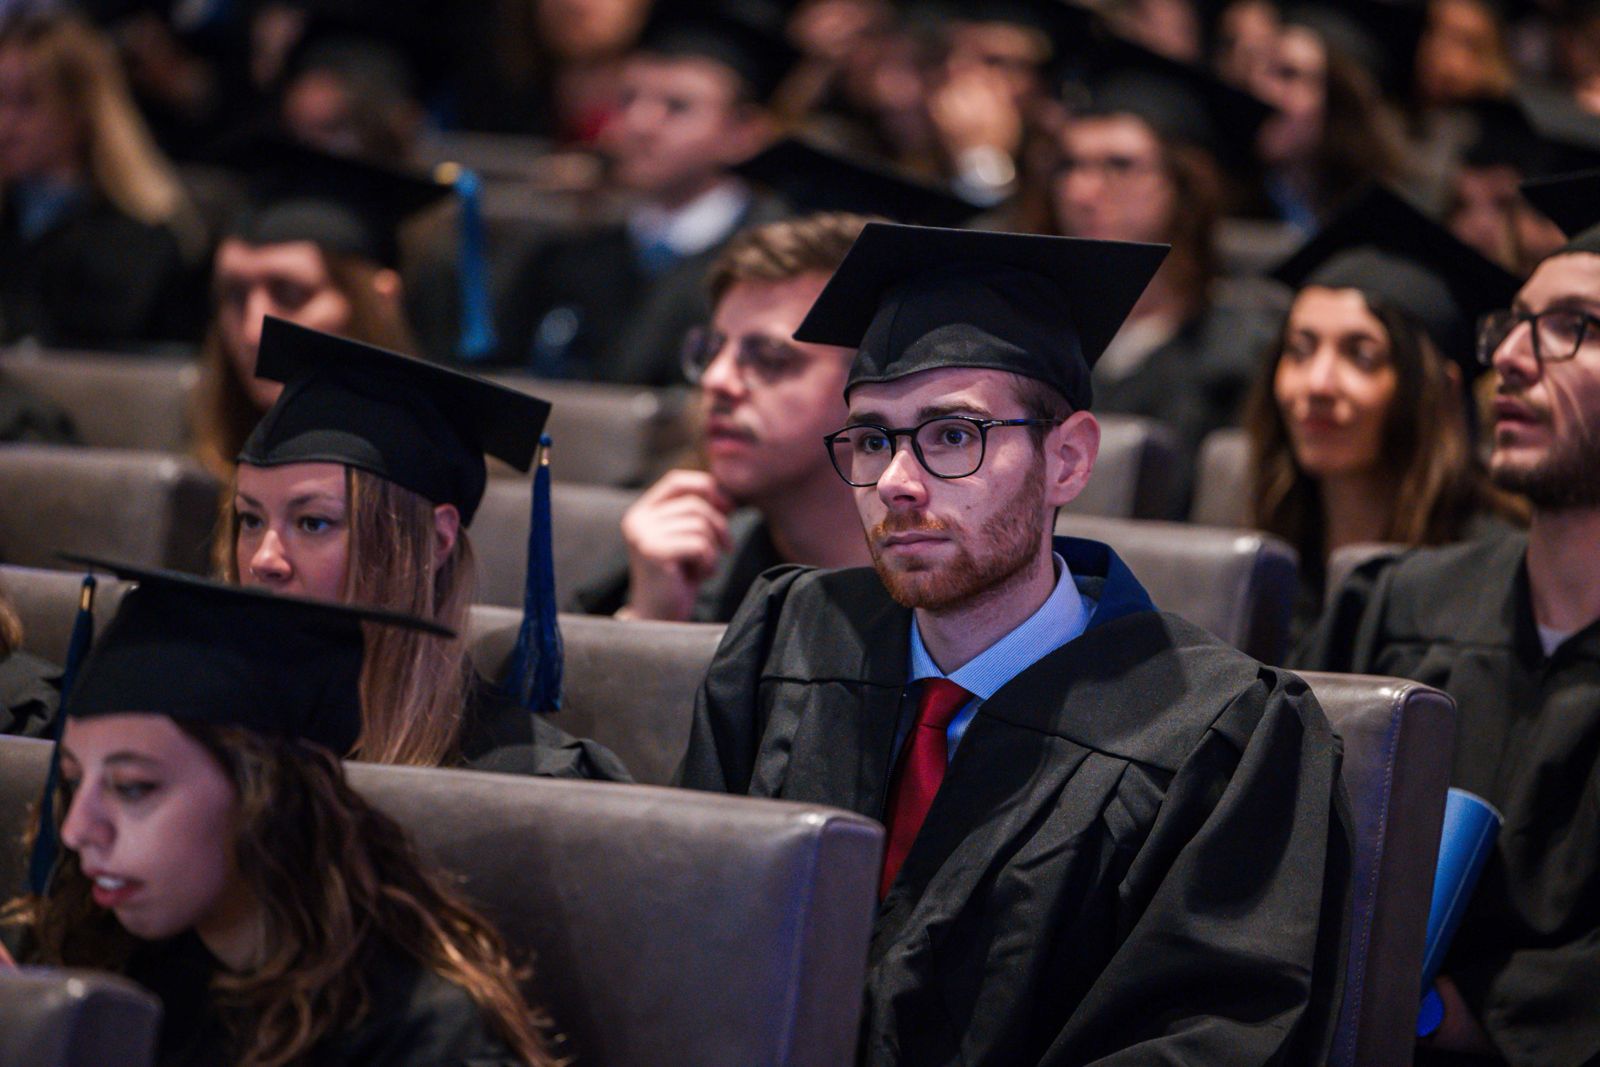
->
xmin=1305 ymin=174 xmax=1600 ymax=1067
xmin=677 ymin=223 xmax=1353 ymax=1066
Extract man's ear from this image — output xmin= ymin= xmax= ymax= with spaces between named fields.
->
xmin=432 ymin=503 xmax=461 ymax=569
xmin=1044 ymin=411 xmax=1099 ymax=509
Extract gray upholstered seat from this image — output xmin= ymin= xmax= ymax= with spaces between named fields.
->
xmin=1297 ymin=672 xmax=1456 ymax=1067
xmin=470 ymin=479 xmax=636 ymax=608
xmin=0 ymin=350 xmax=196 ymax=452
xmin=0 ymin=564 xmax=130 ymax=665
xmin=487 ymin=374 xmax=693 ymax=488
xmin=0 ymin=447 xmax=219 ymax=575
xmin=0 ymin=967 xmax=161 ymax=1067
xmin=0 ymin=736 xmax=881 ymax=1067
xmin=1190 ymin=427 xmax=1251 ymax=527
xmin=468 ymin=605 xmax=723 ymax=785
xmin=1061 ymin=413 xmax=1187 ymax=520
xmin=1055 ymin=513 xmax=1298 ymax=663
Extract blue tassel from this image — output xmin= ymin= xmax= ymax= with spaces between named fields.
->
xmin=28 ymin=575 xmax=97 ymax=895
xmin=502 ymin=436 xmax=563 ymax=712
xmin=452 ymin=166 xmax=497 ymax=362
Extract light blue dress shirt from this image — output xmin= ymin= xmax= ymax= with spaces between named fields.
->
xmin=906 ymin=553 xmax=1095 ymax=758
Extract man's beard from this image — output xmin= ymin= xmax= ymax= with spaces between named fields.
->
xmin=1490 ymin=407 xmax=1600 ymax=511
xmin=867 ymin=466 xmax=1048 ymax=612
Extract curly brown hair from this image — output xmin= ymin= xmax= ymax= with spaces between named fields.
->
xmin=6 ymin=722 xmax=559 ymax=1067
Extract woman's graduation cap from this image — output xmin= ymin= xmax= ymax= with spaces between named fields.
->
xmin=240 ymin=318 xmax=550 ymax=525
xmin=733 ymin=136 xmax=988 ymax=227
xmin=1271 ymin=184 xmax=1521 ymax=364
xmin=793 ymin=223 xmax=1168 ymax=409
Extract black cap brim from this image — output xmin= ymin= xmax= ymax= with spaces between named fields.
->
xmin=733 ymin=137 xmax=986 ymax=226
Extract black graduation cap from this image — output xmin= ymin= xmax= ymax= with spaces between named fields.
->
xmin=1271 ymin=184 xmax=1521 ymax=365
xmin=1060 ymin=29 xmax=1275 ymax=170
xmin=1283 ymin=0 xmax=1424 ymax=97
xmin=1462 ymin=89 xmax=1600 ymax=176
xmin=793 ymin=222 xmax=1168 ymax=408
xmin=732 ymin=136 xmax=987 ymax=226
xmin=215 ymin=134 xmax=453 ymax=269
xmin=1519 ymin=169 xmax=1600 ymax=255
xmin=635 ymin=1 xmax=800 ymax=104
xmin=61 ymin=556 xmax=452 ymax=755
xmin=239 ymin=318 xmax=550 ymax=524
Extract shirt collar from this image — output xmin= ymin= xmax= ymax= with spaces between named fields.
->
xmin=908 ymin=552 xmax=1092 ymax=698
xmin=628 ymin=180 xmax=751 ymax=258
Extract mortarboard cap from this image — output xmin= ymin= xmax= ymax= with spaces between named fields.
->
xmin=635 ymin=2 xmax=799 ymax=104
xmin=1519 ymin=168 xmax=1600 ymax=256
xmin=239 ymin=318 xmax=551 ymax=524
xmin=1462 ymin=89 xmax=1600 ymax=176
xmin=1060 ymin=29 xmax=1275 ymax=171
xmin=215 ymin=134 xmax=453 ymax=269
xmin=732 ymin=136 xmax=987 ymax=226
xmin=794 ymin=222 xmax=1167 ymax=407
xmin=1272 ymin=184 xmax=1520 ymax=366
xmin=61 ymin=556 xmax=452 ymax=755
xmin=1283 ymin=0 xmax=1424 ymax=97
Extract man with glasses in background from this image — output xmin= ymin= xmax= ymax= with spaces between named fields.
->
xmin=574 ymin=212 xmax=873 ymax=622
xmin=1306 ymin=173 xmax=1600 ymax=1065
xmin=679 ymin=223 xmax=1353 ymax=1066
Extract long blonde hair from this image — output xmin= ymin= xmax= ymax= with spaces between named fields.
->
xmin=223 ymin=467 xmax=477 ymax=767
xmin=7 ymin=723 xmax=560 ymax=1066
xmin=0 ymin=14 xmax=202 ymax=256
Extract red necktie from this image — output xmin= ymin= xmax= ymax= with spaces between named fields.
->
xmin=879 ymin=678 xmax=972 ymax=899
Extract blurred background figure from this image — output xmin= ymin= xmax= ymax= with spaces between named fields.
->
xmin=0 ymin=12 xmax=204 ymax=350
xmin=1242 ymin=186 xmax=1526 ymax=646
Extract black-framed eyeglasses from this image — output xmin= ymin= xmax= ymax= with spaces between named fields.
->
xmin=680 ymin=326 xmax=810 ymax=386
xmin=823 ymin=416 xmax=1057 ymax=487
xmin=1476 ymin=308 xmax=1600 ymax=367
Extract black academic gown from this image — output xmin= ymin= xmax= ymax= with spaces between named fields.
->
xmin=492 ymin=195 xmax=789 ymax=385
xmin=461 ymin=677 xmax=633 ymax=780
xmin=0 ymin=648 xmax=58 ymax=738
xmin=679 ymin=537 xmax=1353 ymax=1066
xmin=568 ymin=508 xmax=781 ymax=623
xmin=0 ymin=190 xmax=198 ymax=350
xmin=1299 ymin=533 xmax=1600 ymax=1067
xmin=127 ymin=933 xmax=527 ymax=1067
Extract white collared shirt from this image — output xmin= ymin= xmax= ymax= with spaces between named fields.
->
xmin=627 ymin=180 xmax=752 ymax=260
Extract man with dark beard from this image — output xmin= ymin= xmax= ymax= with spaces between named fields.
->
xmin=677 ymin=223 xmax=1353 ymax=1066
xmin=1302 ymin=172 xmax=1600 ymax=1066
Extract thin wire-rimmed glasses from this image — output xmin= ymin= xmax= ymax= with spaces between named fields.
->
xmin=823 ymin=416 xmax=1057 ymax=487
xmin=1476 ymin=308 xmax=1600 ymax=367
xmin=680 ymin=326 xmax=810 ymax=385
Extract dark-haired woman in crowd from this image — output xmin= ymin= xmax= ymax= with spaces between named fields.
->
xmin=0 ymin=13 xmax=203 ymax=350
xmin=3 ymin=566 xmax=560 ymax=1066
xmin=1242 ymin=186 xmax=1526 ymax=648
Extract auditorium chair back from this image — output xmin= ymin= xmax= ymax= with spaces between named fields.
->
xmin=0 ymin=447 xmax=219 ymax=575
xmin=0 ymin=968 xmax=160 ymax=1067
xmin=471 ymin=480 xmax=636 ymax=609
xmin=1061 ymin=413 xmax=1186 ymax=520
xmin=1055 ymin=514 xmax=1298 ymax=663
xmin=1300 ymin=672 xmax=1456 ymax=1067
xmin=469 ymin=606 xmax=723 ymax=785
xmin=1190 ymin=427 xmax=1250 ymax=527
xmin=488 ymin=374 xmax=693 ymax=488
xmin=0 ymin=565 xmax=131 ymax=665
xmin=0 ymin=351 xmax=195 ymax=452
xmin=0 ymin=736 xmax=882 ymax=1067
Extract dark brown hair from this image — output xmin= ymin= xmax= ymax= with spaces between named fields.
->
xmin=7 ymin=722 xmax=559 ymax=1067
xmin=705 ymin=212 xmax=874 ymax=305
xmin=1242 ymin=290 xmax=1524 ymax=568
xmin=1306 ymin=44 xmax=1404 ymax=217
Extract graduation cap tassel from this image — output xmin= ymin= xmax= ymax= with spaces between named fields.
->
xmin=453 ymin=166 xmax=498 ymax=362
xmin=27 ymin=574 xmax=96 ymax=895
xmin=503 ymin=436 xmax=563 ymax=713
